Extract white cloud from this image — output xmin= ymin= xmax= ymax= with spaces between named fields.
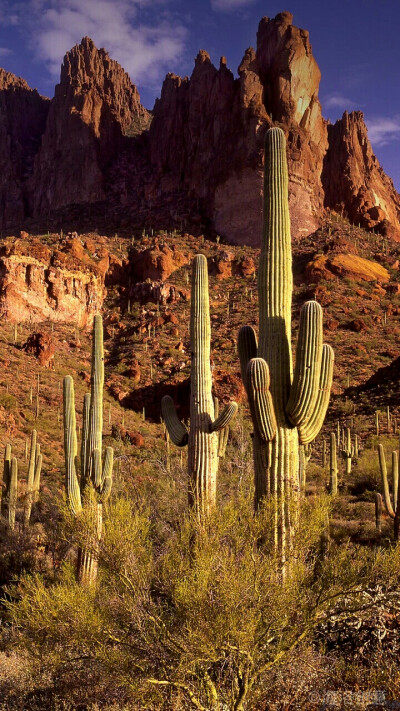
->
xmin=211 ymin=0 xmax=257 ymax=11
xmin=324 ymin=93 xmax=354 ymax=110
xmin=0 ymin=47 xmax=12 ymax=56
xmin=1 ymin=0 xmax=188 ymax=88
xmin=365 ymin=116 xmax=400 ymax=148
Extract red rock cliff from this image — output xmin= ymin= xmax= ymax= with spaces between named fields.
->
xmin=0 ymin=70 xmax=49 ymax=228
xmin=322 ymin=111 xmax=400 ymax=237
xmin=29 ymin=37 xmax=149 ymax=215
xmin=148 ymin=12 xmax=328 ymax=245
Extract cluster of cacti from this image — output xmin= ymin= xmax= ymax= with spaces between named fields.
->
xmin=162 ymin=254 xmax=238 ymax=518
xmin=237 ymin=127 xmax=334 ymax=562
xmin=377 ymin=444 xmax=400 ymax=540
xmin=0 ymin=430 xmax=42 ymax=531
xmin=63 ymin=314 xmax=113 ymax=586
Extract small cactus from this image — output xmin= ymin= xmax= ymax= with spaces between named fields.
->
xmin=377 ymin=444 xmax=400 ymax=540
xmin=329 ymin=433 xmax=338 ymax=496
xmin=341 ymin=427 xmax=354 ymax=476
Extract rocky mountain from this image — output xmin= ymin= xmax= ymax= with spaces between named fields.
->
xmin=0 ymin=12 xmax=399 ymax=244
xmin=0 ymin=70 xmax=49 ymax=229
xmin=28 ymin=37 xmax=150 ymax=217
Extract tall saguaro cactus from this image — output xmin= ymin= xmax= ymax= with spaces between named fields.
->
xmin=162 ymin=254 xmax=238 ymax=517
xmin=63 ymin=314 xmax=113 ymax=586
xmin=238 ymin=127 xmax=334 ymax=562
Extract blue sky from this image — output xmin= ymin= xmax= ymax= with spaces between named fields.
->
xmin=1 ymin=0 xmax=399 ymax=189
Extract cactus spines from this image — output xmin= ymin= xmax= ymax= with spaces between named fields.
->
xmin=162 ymin=254 xmax=237 ymax=517
xmin=329 ymin=433 xmax=338 ymax=496
xmin=237 ymin=127 xmax=333 ymax=560
xmin=63 ymin=314 xmax=114 ymax=586
xmin=378 ymin=444 xmax=400 ymax=540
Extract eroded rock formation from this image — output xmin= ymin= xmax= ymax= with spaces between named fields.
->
xmin=322 ymin=111 xmax=400 ymax=238
xmin=0 ymin=13 xmax=399 ymax=244
xmin=0 ymin=238 xmax=105 ymax=327
xmin=29 ymin=37 xmax=149 ymax=215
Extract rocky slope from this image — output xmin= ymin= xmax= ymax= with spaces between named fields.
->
xmin=0 ymin=13 xmax=399 ymax=244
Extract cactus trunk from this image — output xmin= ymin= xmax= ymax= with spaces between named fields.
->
xmin=162 ymin=256 xmax=238 ymax=517
xmin=188 ymin=255 xmax=218 ymax=516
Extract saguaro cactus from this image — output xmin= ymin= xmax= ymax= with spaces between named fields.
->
xmin=341 ymin=427 xmax=354 ymax=476
xmin=63 ymin=314 xmax=113 ymax=586
xmin=377 ymin=444 xmax=400 ymax=540
xmin=162 ymin=254 xmax=238 ymax=517
xmin=238 ymin=128 xmax=334 ymax=561
xmin=329 ymin=432 xmax=338 ymax=496
xmin=24 ymin=430 xmax=42 ymax=525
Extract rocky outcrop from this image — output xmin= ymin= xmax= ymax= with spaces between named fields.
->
xmin=305 ymin=253 xmax=390 ymax=284
xmin=0 ymin=238 xmax=105 ymax=326
xmin=0 ymin=70 xmax=49 ymax=228
xmin=0 ymin=13 xmax=400 ymax=244
xmin=129 ymin=242 xmax=188 ymax=282
xmin=323 ymin=111 xmax=400 ymax=238
xmin=29 ymin=37 xmax=149 ymax=215
xmin=148 ymin=11 xmax=328 ymax=245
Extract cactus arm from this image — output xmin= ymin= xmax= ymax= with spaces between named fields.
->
xmin=237 ymin=325 xmax=258 ymax=392
xmin=8 ymin=457 xmax=17 ymax=531
xmin=63 ymin=375 xmax=82 ymax=516
xmin=161 ymin=395 xmax=189 ymax=447
xmin=81 ymin=393 xmax=91 ymax=489
xmin=378 ymin=444 xmax=395 ymax=518
xmin=247 ymin=358 xmax=277 ymax=442
xmin=298 ymin=345 xmax=334 ymax=445
xmin=218 ymin=426 xmax=229 ymax=459
xmin=286 ymin=301 xmax=323 ymax=427
xmin=210 ymin=402 xmax=238 ymax=432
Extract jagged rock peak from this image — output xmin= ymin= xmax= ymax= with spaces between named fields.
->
xmin=29 ymin=35 xmax=150 ymax=216
xmin=58 ymin=36 xmax=145 ymax=125
xmin=323 ymin=110 xmax=400 ymax=238
xmin=0 ymin=68 xmax=32 ymax=91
